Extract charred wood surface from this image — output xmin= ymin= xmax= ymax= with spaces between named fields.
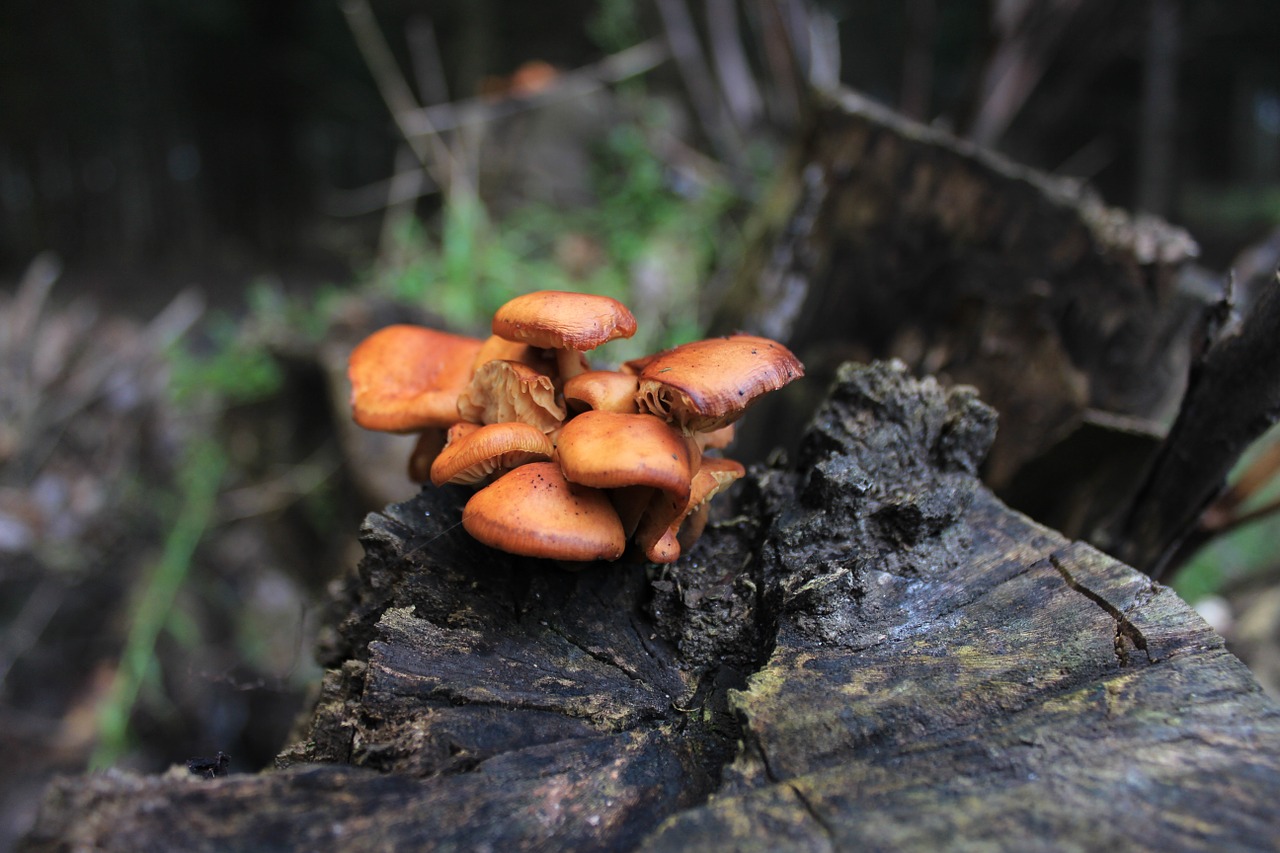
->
xmin=22 ymin=362 xmax=1280 ymax=852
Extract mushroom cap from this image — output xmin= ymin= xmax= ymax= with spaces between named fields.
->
xmin=472 ymin=334 xmax=555 ymax=373
xmin=563 ymin=370 xmax=641 ymax=414
xmin=462 ymin=462 xmax=625 ymax=561
xmin=430 ymin=421 xmax=555 ymax=486
xmin=635 ymin=456 xmax=745 ymax=563
xmin=636 ymin=335 xmax=804 ymax=432
xmin=457 ymin=359 xmax=566 ymax=433
xmin=348 ymin=325 xmax=484 ymax=432
xmin=407 ymin=427 xmax=451 ymax=483
xmin=686 ymin=456 xmax=747 ymax=510
xmin=696 ymin=422 xmax=737 ymax=451
xmin=491 ymin=290 xmax=637 ymax=352
xmin=556 ymin=411 xmax=692 ymax=503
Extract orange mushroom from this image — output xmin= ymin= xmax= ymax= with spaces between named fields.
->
xmin=472 ymin=334 xmax=555 ymax=374
xmin=636 ymin=334 xmax=804 ymax=432
xmin=696 ymin=423 xmax=737 ymax=451
xmin=556 ymin=411 xmax=696 ymax=562
xmin=556 ymin=411 xmax=692 ymax=497
xmin=407 ymin=427 xmax=451 ymax=483
xmin=348 ymin=325 xmax=484 ymax=432
xmin=562 ymin=370 xmax=641 ymax=414
xmin=456 ymin=359 xmax=566 ymax=434
xmin=345 ymin=291 xmax=803 ymax=567
xmin=462 ymin=461 xmax=626 ymax=561
xmin=491 ymin=290 xmax=637 ymax=381
xmin=429 ymin=421 xmax=555 ymax=486
xmin=635 ymin=456 xmax=746 ymax=562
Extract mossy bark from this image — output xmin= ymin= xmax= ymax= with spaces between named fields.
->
xmin=22 ymin=362 xmax=1280 ymax=852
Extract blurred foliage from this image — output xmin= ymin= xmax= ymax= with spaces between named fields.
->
xmin=1175 ymin=425 xmax=1280 ymax=604
xmin=363 ymin=112 xmax=743 ymax=358
xmin=587 ymin=0 xmax=644 ymax=54
xmin=90 ymin=437 xmax=227 ymax=769
xmin=167 ymin=314 xmax=285 ymax=408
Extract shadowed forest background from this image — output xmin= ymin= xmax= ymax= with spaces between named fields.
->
xmin=4 ymin=0 xmax=1280 ymax=848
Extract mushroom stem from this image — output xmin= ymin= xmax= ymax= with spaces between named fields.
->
xmin=555 ymin=347 xmax=589 ymax=382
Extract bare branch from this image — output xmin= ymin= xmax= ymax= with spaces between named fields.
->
xmin=1102 ymin=274 xmax=1280 ymax=580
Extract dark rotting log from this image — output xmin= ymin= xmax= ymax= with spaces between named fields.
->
xmin=712 ymin=88 xmax=1206 ymax=543
xmin=22 ymin=362 xmax=1280 ymax=852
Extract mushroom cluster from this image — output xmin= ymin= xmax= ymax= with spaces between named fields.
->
xmin=347 ymin=290 xmax=803 ymax=564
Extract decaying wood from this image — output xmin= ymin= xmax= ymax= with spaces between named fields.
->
xmin=712 ymin=88 xmax=1205 ymax=541
xmin=1102 ymin=276 xmax=1280 ymax=580
xmin=22 ymin=362 xmax=1280 ymax=852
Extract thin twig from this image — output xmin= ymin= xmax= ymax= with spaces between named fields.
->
xmin=706 ymin=0 xmax=764 ymax=129
xmin=399 ymin=39 xmax=670 ymax=139
xmin=653 ymin=0 xmax=745 ymax=169
xmin=341 ymin=0 xmax=468 ymax=195
xmin=405 ymin=16 xmax=451 ymax=108
xmin=217 ymin=445 xmax=343 ymax=524
xmin=0 ymin=576 xmax=68 ymax=689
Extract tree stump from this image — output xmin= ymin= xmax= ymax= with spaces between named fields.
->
xmin=22 ymin=361 xmax=1280 ymax=852
xmin=712 ymin=88 xmax=1208 ymax=543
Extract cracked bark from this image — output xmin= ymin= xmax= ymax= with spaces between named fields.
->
xmin=22 ymin=361 xmax=1280 ymax=852
xmin=1049 ymin=552 xmax=1154 ymax=665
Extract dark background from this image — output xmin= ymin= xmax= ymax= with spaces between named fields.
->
xmin=4 ymin=0 xmax=1279 ymax=309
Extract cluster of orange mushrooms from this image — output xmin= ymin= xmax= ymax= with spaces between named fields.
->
xmin=347 ymin=290 xmax=803 ymax=564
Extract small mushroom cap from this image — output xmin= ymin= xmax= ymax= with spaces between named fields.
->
xmin=472 ymin=334 xmax=556 ymax=373
xmin=556 ymin=411 xmax=692 ymax=504
xmin=457 ymin=359 xmax=566 ymax=433
xmin=462 ymin=462 xmax=625 ymax=561
xmin=491 ymin=290 xmax=638 ymax=352
xmin=563 ymin=370 xmax=641 ymax=414
xmin=430 ymin=421 xmax=555 ymax=486
xmin=407 ymin=427 xmax=450 ymax=483
xmin=348 ymin=325 xmax=484 ymax=432
xmin=620 ymin=351 xmax=659 ymax=376
xmin=635 ymin=456 xmax=745 ymax=562
xmin=637 ymin=335 xmax=804 ymax=432
xmin=696 ymin=423 xmax=737 ymax=451
xmin=686 ymin=456 xmax=747 ymax=509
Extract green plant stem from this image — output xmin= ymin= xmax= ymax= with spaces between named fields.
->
xmin=90 ymin=438 xmax=227 ymax=769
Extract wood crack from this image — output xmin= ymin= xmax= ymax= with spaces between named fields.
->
xmin=1048 ymin=553 xmax=1154 ymax=665
xmin=786 ymin=781 xmax=837 ymax=849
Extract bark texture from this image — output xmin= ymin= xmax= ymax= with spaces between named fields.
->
xmin=713 ymin=88 xmax=1205 ymax=540
xmin=1103 ymin=276 xmax=1280 ymax=579
xmin=22 ymin=362 xmax=1280 ymax=852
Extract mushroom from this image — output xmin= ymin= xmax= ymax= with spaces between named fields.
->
xmin=556 ymin=411 xmax=693 ymax=540
xmin=456 ymin=359 xmax=566 ymax=434
xmin=345 ymin=291 xmax=804 ymax=567
xmin=636 ymin=334 xmax=804 ymax=432
xmin=675 ymin=456 xmax=747 ymax=550
xmin=348 ymin=325 xmax=484 ymax=432
xmin=462 ymin=461 xmax=626 ymax=561
xmin=472 ymin=334 xmax=554 ymax=374
xmin=562 ymin=370 xmax=641 ymax=414
xmin=491 ymin=290 xmax=637 ymax=381
xmin=430 ymin=421 xmax=555 ymax=486
xmin=695 ymin=422 xmax=737 ymax=451
xmin=407 ymin=427 xmax=451 ymax=483
xmin=635 ymin=456 xmax=745 ymax=562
